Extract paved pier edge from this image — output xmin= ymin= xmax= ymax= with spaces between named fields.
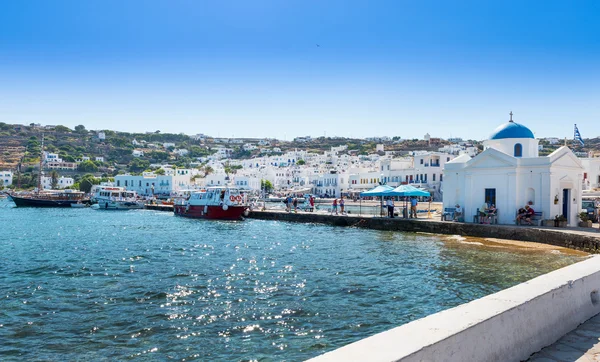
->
xmin=247 ymin=211 xmax=600 ymax=253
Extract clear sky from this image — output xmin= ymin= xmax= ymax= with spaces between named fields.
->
xmin=0 ymin=0 xmax=599 ymax=141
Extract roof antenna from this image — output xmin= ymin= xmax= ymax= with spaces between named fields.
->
xmin=509 ymin=111 xmax=514 ymax=122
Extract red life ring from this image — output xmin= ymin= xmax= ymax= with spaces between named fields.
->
xmin=236 ymin=195 xmax=242 ymax=202
xmin=229 ymin=195 xmax=236 ymax=202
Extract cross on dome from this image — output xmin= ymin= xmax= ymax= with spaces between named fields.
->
xmin=509 ymin=111 xmax=513 ymax=122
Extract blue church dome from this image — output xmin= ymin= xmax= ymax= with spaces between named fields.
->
xmin=489 ymin=121 xmax=534 ymax=140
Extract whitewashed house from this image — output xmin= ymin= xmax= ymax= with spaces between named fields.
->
xmin=1 ymin=170 xmax=13 ymax=187
xmin=443 ymin=114 xmax=584 ymax=226
xmin=132 ymin=150 xmax=144 ymax=157
xmin=42 ymin=176 xmax=74 ymax=189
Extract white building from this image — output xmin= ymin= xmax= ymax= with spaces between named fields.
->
xmin=132 ymin=150 xmax=144 ymax=157
xmin=1 ymin=170 xmax=13 ymax=187
xmin=114 ymin=172 xmax=193 ymax=197
xmin=163 ymin=143 xmax=175 ymax=149
xmin=43 ymin=152 xmax=62 ymax=164
xmin=97 ymin=131 xmax=106 ymax=140
xmin=174 ymin=149 xmax=189 ymax=156
xmin=443 ymin=115 xmax=584 ymax=226
xmin=42 ymin=176 xmax=74 ymax=190
xmin=95 ymin=156 xmax=104 ymax=162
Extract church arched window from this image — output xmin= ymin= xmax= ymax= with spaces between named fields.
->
xmin=514 ymin=143 xmax=523 ymax=157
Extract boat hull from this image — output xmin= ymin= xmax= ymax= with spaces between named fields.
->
xmin=96 ymin=200 xmax=144 ymax=210
xmin=9 ymin=195 xmax=89 ymax=208
xmin=174 ymin=204 xmax=247 ymax=220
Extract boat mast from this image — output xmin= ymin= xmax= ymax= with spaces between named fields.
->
xmin=37 ymin=133 xmax=44 ymax=193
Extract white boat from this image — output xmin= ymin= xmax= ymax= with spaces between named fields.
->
xmin=93 ymin=186 xmax=144 ymax=210
xmin=70 ymin=201 xmax=87 ymax=208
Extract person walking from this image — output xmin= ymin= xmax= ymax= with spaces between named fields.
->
xmin=332 ymin=198 xmax=338 ymax=215
xmin=293 ymin=197 xmax=298 ymax=213
xmin=339 ymin=196 xmax=345 ymax=215
xmin=410 ymin=197 xmax=418 ymax=218
xmin=309 ymin=195 xmax=315 ymax=212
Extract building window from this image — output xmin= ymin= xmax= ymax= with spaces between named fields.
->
xmin=125 ymin=180 xmax=128 ymax=187
xmin=514 ymin=143 xmax=523 ymax=157
xmin=440 ymin=174 xmax=443 ymax=182
xmin=420 ymin=159 xmax=423 ymax=164
xmin=117 ymin=180 xmax=120 ymax=186
xmin=432 ymin=174 xmax=436 ymax=181
xmin=485 ymin=188 xmax=496 ymax=206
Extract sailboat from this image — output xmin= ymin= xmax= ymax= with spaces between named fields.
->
xmin=7 ymin=134 xmax=90 ymax=207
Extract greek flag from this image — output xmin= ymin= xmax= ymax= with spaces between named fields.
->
xmin=574 ymin=124 xmax=584 ymax=146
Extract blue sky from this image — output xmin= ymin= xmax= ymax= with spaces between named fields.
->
xmin=0 ymin=0 xmax=599 ymax=140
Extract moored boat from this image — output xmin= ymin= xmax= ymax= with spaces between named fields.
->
xmin=93 ymin=185 xmax=144 ymax=210
xmin=174 ymin=186 xmax=248 ymax=220
xmin=8 ymin=190 xmax=89 ymax=207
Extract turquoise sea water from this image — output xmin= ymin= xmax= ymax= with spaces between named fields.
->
xmin=0 ymin=202 xmax=585 ymax=361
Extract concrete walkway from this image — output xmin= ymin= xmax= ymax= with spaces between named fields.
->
xmin=528 ymin=314 xmax=600 ymax=361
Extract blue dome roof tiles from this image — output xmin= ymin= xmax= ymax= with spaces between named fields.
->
xmin=489 ymin=121 xmax=534 ymax=140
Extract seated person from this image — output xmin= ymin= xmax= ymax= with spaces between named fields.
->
xmin=453 ymin=204 xmax=463 ymax=221
xmin=479 ymin=202 xmax=489 ymax=224
xmin=516 ymin=207 xmax=527 ymax=224
xmin=487 ymin=204 xmax=497 ymax=223
xmin=523 ymin=205 xmax=535 ymax=225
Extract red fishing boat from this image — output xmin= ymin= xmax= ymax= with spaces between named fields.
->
xmin=174 ymin=186 xmax=248 ymax=220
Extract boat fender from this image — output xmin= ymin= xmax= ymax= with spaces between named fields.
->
xmin=236 ymin=195 xmax=242 ymax=202
xmin=229 ymin=195 xmax=236 ymax=202
xmin=222 ymin=204 xmax=229 ymax=211
xmin=243 ymin=209 xmax=249 ymax=217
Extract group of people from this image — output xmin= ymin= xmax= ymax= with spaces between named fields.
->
xmin=384 ymin=197 xmax=419 ymax=218
xmin=331 ymin=197 xmax=345 ymax=215
xmin=516 ymin=204 xmax=535 ymax=225
xmin=283 ymin=195 xmax=316 ymax=213
xmin=478 ymin=202 xmax=497 ymax=224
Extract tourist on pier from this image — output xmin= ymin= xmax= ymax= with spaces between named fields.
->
xmin=454 ymin=204 xmax=463 ymax=222
xmin=387 ymin=198 xmax=395 ymax=218
xmin=293 ymin=197 xmax=298 ymax=213
xmin=410 ymin=197 xmax=418 ymax=218
xmin=340 ymin=197 xmax=345 ymax=215
xmin=309 ymin=195 xmax=315 ymax=212
xmin=332 ymin=198 xmax=338 ymax=215
xmin=284 ymin=196 xmax=290 ymax=212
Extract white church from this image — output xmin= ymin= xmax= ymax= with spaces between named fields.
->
xmin=443 ymin=113 xmax=584 ymax=226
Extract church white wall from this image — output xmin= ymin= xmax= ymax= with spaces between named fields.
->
xmin=444 ymin=159 xmax=583 ymax=226
xmin=483 ymin=138 xmax=539 ymax=158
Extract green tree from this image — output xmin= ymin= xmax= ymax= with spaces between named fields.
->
xmin=154 ymin=168 xmax=165 ymax=175
xmin=129 ymin=158 xmax=150 ymax=172
xmin=54 ymin=125 xmax=72 ymax=133
xmin=203 ymin=165 xmax=214 ymax=177
xmin=296 ymin=159 xmax=306 ymax=165
xmin=50 ymin=170 xmax=59 ymax=189
xmin=260 ymin=179 xmax=273 ymax=194
xmin=78 ymin=160 xmax=99 ymax=172
xmin=74 ymin=125 xmax=87 ymax=134
xmin=77 ymin=174 xmax=100 ymax=193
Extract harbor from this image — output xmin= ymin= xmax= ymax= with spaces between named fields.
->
xmin=0 ymin=202 xmax=591 ymax=361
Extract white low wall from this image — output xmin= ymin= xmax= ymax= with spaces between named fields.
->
xmin=308 ymin=255 xmax=600 ymax=362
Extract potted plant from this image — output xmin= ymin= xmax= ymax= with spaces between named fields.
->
xmin=554 ymin=214 xmax=567 ymax=227
xmin=579 ymin=212 xmax=593 ymax=228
